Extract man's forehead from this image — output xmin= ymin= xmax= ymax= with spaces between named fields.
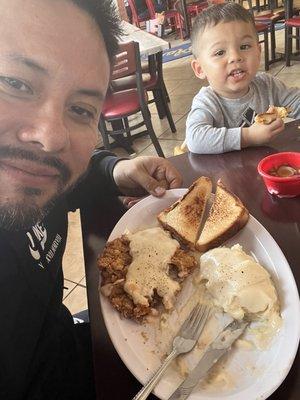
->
xmin=0 ymin=0 xmax=103 ymax=48
xmin=0 ymin=0 xmax=110 ymax=84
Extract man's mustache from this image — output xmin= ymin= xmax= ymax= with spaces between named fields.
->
xmin=0 ymin=145 xmax=71 ymax=184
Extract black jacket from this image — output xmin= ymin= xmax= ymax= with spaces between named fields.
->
xmin=0 ymin=151 xmax=120 ymax=400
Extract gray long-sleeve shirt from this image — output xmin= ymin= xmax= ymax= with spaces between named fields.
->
xmin=186 ymin=72 xmax=300 ymax=154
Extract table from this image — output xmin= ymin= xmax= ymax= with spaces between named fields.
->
xmin=81 ymin=119 xmax=300 ymax=399
xmin=120 ymin=20 xmax=170 ymax=56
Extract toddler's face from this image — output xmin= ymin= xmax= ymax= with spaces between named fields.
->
xmin=191 ymin=21 xmax=261 ymax=98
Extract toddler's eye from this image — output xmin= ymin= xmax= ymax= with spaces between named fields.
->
xmin=214 ymin=50 xmax=225 ymax=57
xmin=240 ymin=44 xmax=251 ymax=50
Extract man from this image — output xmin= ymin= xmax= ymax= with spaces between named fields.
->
xmin=0 ymin=0 xmax=182 ymax=398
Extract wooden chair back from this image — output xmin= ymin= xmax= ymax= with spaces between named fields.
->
xmin=111 ymin=42 xmax=140 ymax=81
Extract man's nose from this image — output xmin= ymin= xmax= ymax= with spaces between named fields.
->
xmin=17 ymin=106 xmax=70 ymax=153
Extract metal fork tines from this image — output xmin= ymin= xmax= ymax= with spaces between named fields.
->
xmin=132 ymin=303 xmax=211 ymax=400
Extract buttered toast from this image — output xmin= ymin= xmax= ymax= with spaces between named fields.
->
xmin=158 ymin=178 xmax=249 ymax=251
xmin=196 ymin=180 xmax=249 ymax=252
xmin=157 ymin=176 xmax=212 ymax=248
xmin=255 ymin=106 xmax=290 ymax=125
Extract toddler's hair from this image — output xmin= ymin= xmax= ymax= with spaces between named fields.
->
xmin=191 ymin=3 xmax=256 ymax=57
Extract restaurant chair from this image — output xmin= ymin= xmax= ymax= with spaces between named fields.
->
xmin=285 ymin=16 xmax=300 ymax=66
xmin=99 ymin=41 xmax=165 ymax=157
xmin=186 ymin=1 xmax=209 ymax=23
xmin=145 ymin=0 xmax=185 ymax=39
xmin=254 ymin=10 xmax=286 ymax=66
xmin=255 ymin=23 xmax=270 ymax=71
xmin=127 ymin=0 xmax=149 ymax=28
xmin=110 ymin=50 xmax=176 ymax=132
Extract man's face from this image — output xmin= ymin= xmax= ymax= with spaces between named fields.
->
xmin=0 ymin=0 xmax=110 ymax=230
xmin=191 ymin=21 xmax=261 ymax=99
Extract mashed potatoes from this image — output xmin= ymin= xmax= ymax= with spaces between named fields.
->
xmin=200 ymin=244 xmax=281 ymax=327
xmin=154 ymin=244 xmax=282 ymax=389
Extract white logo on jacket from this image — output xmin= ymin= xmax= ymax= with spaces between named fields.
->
xmin=26 ymin=222 xmax=61 ymax=269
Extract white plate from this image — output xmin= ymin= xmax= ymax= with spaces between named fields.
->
xmin=100 ymin=189 xmax=300 ymax=400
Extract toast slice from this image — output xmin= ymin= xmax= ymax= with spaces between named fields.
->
xmin=255 ymin=106 xmax=290 ymax=124
xmin=196 ymin=180 xmax=249 ymax=252
xmin=157 ymin=176 xmax=212 ymax=248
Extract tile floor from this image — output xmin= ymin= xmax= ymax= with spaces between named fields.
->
xmin=62 ymin=26 xmax=300 ymax=314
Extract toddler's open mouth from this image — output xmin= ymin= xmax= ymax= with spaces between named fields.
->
xmin=228 ymin=69 xmax=246 ymax=81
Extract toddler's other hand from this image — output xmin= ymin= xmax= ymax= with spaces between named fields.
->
xmin=241 ymin=118 xmax=284 ymax=147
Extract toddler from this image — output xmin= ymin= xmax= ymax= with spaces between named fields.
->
xmin=186 ymin=3 xmax=300 ymax=154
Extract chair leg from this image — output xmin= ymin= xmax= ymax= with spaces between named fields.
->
xmin=159 ymin=86 xmax=176 ymax=133
xmin=141 ymin=108 xmax=165 ymax=157
xmin=263 ymin=29 xmax=269 ymax=71
xmin=111 ymin=133 xmax=136 ymax=155
xmin=98 ymin=117 xmax=111 ymax=150
xmin=286 ymin=26 xmax=292 ymax=66
xmin=101 ymin=117 xmax=136 ymax=155
xmin=152 ymin=89 xmax=166 ymax=119
xmin=175 ymin=14 xmax=184 ymax=40
xmin=162 ymin=80 xmax=170 ymax=103
xmin=270 ymin=22 xmax=276 ymax=61
xmin=296 ymin=28 xmax=300 ymax=51
xmin=124 ymin=117 xmax=133 ymax=144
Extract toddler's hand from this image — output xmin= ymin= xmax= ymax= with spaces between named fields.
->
xmin=241 ymin=118 xmax=284 ymax=147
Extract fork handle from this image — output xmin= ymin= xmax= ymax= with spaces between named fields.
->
xmin=132 ymin=348 xmax=178 ymax=400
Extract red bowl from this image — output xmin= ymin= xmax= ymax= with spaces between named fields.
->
xmin=257 ymin=152 xmax=300 ymax=198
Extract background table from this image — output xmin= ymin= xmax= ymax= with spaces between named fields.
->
xmin=81 ymin=119 xmax=300 ymax=400
xmin=120 ymin=20 xmax=170 ymax=56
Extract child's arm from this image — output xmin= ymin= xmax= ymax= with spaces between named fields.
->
xmin=241 ymin=118 xmax=284 ymax=148
xmin=186 ymin=103 xmax=241 ymax=154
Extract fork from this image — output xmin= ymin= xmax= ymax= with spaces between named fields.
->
xmin=132 ymin=303 xmax=211 ymax=400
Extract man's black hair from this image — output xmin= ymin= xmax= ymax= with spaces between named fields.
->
xmin=70 ymin=0 xmax=122 ymax=61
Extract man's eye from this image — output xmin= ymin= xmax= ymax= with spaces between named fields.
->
xmin=70 ymin=105 xmax=96 ymax=120
xmin=0 ymin=77 xmax=32 ymax=93
xmin=215 ymin=50 xmax=225 ymax=57
xmin=241 ymin=44 xmax=251 ymax=50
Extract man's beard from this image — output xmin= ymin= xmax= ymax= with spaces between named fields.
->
xmin=0 ymin=173 xmax=88 ymax=231
xmin=0 ymin=190 xmax=58 ymax=231
xmin=0 ymin=145 xmax=76 ymax=231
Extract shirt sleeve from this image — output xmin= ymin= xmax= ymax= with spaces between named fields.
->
xmin=66 ymin=149 xmax=126 ymax=211
xmin=186 ymin=94 xmax=241 ymax=154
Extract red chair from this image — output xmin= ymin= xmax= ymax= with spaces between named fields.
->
xmin=127 ymin=0 xmax=149 ymax=28
xmin=255 ymin=23 xmax=270 ymax=71
xmin=254 ymin=10 xmax=286 ymax=66
xmin=110 ymin=51 xmax=176 ymax=132
xmin=145 ymin=0 xmax=185 ymax=39
xmin=99 ymin=41 xmax=165 ymax=157
xmin=187 ymin=1 xmax=208 ymax=18
xmin=285 ymin=16 xmax=300 ymax=66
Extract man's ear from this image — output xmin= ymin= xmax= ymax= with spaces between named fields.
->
xmin=191 ymin=59 xmax=206 ymax=80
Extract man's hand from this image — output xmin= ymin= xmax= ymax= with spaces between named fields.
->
xmin=113 ymin=156 xmax=182 ymax=199
xmin=241 ymin=118 xmax=284 ymax=148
